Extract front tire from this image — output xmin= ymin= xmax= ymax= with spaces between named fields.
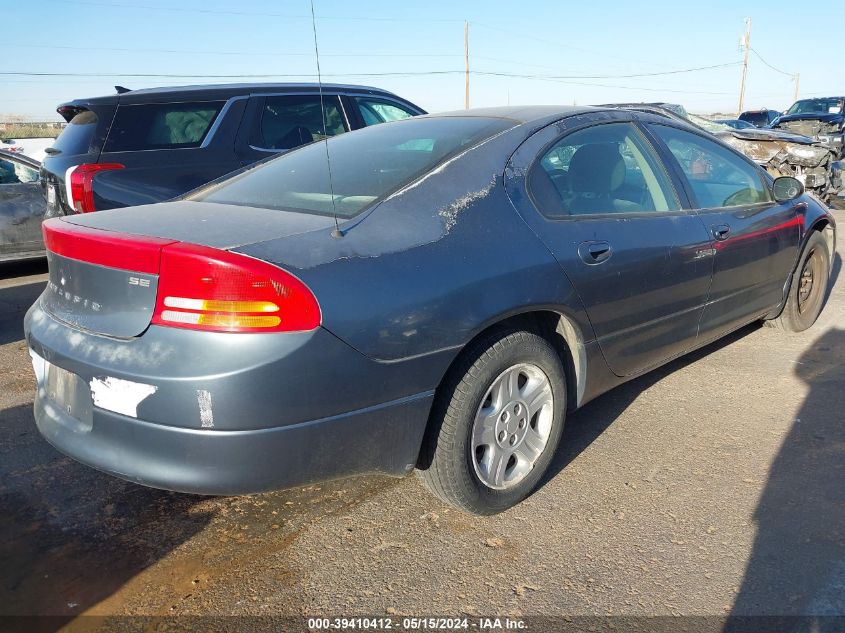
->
xmin=418 ymin=327 xmax=567 ymax=515
xmin=767 ymin=231 xmax=830 ymax=332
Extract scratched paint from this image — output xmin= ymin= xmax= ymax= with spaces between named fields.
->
xmin=197 ymin=390 xmax=214 ymax=428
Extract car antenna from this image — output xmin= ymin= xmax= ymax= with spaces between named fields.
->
xmin=309 ymin=0 xmax=343 ymax=239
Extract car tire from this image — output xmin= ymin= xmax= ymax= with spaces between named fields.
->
xmin=766 ymin=231 xmax=830 ymax=332
xmin=418 ymin=327 xmax=566 ymax=515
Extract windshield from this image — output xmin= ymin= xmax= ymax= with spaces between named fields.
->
xmin=193 ymin=116 xmax=514 ymax=217
xmin=786 ymin=98 xmax=844 ymax=115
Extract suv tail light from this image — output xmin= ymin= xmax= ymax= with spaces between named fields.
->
xmin=65 ymin=163 xmax=124 ymax=213
xmin=152 ymin=243 xmax=321 ymax=333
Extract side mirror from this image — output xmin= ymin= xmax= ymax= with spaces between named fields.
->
xmin=772 ymin=176 xmax=804 ymax=203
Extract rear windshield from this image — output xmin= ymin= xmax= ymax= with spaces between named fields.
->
xmin=103 ymin=101 xmax=225 ymax=152
xmin=193 ymin=116 xmax=514 ymax=218
xmin=51 ymin=110 xmax=99 ymax=155
xmin=738 ymin=112 xmax=768 ymax=127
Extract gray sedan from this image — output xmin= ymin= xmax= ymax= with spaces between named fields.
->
xmin=25 ymin=106 xmax=835 ymax=514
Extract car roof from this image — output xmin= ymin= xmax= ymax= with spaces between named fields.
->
xmin=62 ymin=82 xmax=410 ymax=106
xmin=429 ymin=105 xmax=602 ymax=125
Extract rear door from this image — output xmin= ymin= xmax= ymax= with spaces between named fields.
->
xmin=0 ymin=153 xmax=47 ymax=258
xmin=506 ymin=115 xmax=714 ymax=377
xmin=94 ymin=97 xmax=248 ymax=209
xmin=645 ymin=123 xmax=800 ymax=338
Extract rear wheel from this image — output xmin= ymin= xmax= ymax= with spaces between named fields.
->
xmin=418 ymin=328 xmax=566 ymax=515
xmin=766 ymin=231 xmax=830 ymax=332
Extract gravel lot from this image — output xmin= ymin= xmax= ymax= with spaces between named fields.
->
xmin=0 ymin=211 xmax=843 ymax=630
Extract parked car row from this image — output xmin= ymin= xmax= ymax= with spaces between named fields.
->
xmin=3 ymin=86 xmax=843 ymax=264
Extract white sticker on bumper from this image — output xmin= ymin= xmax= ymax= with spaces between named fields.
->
xmin=90 ymin=376 xmax=157 ymax=418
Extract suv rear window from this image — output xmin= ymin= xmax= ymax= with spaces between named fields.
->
xmin=103 ymin=101 xmax=224 ymax=152
xmin=52 ymin=110 xmax=99 ymax=155
xmin=194 ymin=116 xmax=513 ymax=218
xmin=738 ymin=112 xmax=769 ymax=127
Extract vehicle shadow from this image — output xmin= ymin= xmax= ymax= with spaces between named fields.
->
xmin=0 ymin=403 xmax=214 ymax=629
xmin=724 ymin=327 xmax=845 ymax=631
xmin=540 ymin=323 xmax=761 ymax=487
xmin=0 ymin=276 xmax=47 ymax=346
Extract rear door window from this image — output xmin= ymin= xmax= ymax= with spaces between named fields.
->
xmin=52 ymin=110 xmax=100 ymax=155
xmin=529 ymin=122 xmax=680 ymax=217
xmin=250 ymin=95 xmax=346 ymax=150
xmin=354 ymin=97 xmax=417 ymax=126
xmin=103 ymin=101 xmax=224 ymax=152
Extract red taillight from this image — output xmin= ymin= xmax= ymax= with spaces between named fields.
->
xmin=42 ymin=218 xmax=174 ymax=273
xmin=42 ymin=218 xmax=321 ymax=334
xmin=65 ymin=163 xmax=124 ymax=213
xmin=151 ymin=243 xmax=321 ymax=333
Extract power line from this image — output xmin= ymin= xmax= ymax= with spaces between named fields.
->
xmin=41 ymin=0 xmax=463 ymax=23
xmin=0 ymin=62 xmax=740 ymax=81
xmin=8 ymin=43 xmax=461 ymax=58
xmin=749 ymin=48 xmax=794 ymax=77
xmin=0 ymin=71 xmax=738 ymax=96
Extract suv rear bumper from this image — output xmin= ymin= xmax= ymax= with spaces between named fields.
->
xmin=25 ymin=300 xmax=434 ymax=494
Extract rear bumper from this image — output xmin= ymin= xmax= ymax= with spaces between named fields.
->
xmin=33 ymin=380 xmax=433 ymax=495
xmin=25 ymin=300 xmax=436 ymax=494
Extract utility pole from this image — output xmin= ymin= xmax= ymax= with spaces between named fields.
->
xmin=464 ymin=20 xmax=470 ymax=110
xmin=737 ymin=17 xmax=751 ymax=115
xmin=793 ymin=72 xmax=800 ymax=102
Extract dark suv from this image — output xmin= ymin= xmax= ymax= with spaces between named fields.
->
xmin=773 ymin=97 xmax=845 ymax=158
xmin=40 ymin=83 xmax=425 ymax=214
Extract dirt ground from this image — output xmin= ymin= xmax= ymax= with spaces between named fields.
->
xmin=1 ymin=211 xmax=843 ymax=632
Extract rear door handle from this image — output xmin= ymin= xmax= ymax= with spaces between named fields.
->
xmin=712 ymin=224 xmax=731 ymax=241
xmin=578 ymin=240 xmax=613 ymax=265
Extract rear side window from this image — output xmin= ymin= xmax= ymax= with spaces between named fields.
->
xmin=251 ymin=95 xmax=346 ymax=150
xmin=52 ymin=110 xmax=99 ymax=155
xmin=354 ymin=97 xmax=417 ymax=126
xmin=739 ymin=112 xmax=768 ymax=127
xmin=103 ymin=101 xmax=224 ymax=152
xmin=648 ymin=124 xmax=771 ymax=209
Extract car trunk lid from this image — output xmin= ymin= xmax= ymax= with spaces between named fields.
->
xmin=40 ymin=202 xmax=333 ymax=337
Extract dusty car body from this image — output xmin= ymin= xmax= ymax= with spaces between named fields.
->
xmin=605 ymin=103 xmax=843 ymax=206
xmin=0 ymin=150 xmax=50 ymax=261
xmin=773 ymin=97 xmax=845 ymax=158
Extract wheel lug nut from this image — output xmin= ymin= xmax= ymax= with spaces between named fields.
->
xmin=519 ymin=419 xmax=526 ymax=429
xmin=498 ymin=431 xmax=506 ymax=442
xmin=510 ymin=435 xmax=517 ymax=445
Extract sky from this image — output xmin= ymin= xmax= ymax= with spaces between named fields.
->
xmin=2 ymin=0 xmax=840 ymax=121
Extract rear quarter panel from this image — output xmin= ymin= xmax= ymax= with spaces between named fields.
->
xmin=236 ymin=129 xmax=596 ymax=366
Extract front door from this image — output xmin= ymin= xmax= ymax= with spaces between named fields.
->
xmin=645 ymin=123 xmax=801 ymax=338
xmin=507 ymin=118 xmax=714 ymax=377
